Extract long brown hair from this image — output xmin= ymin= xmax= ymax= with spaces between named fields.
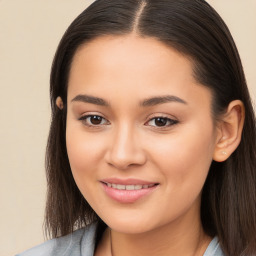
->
xmin=45 ymin=0 xmax=256 ymax=255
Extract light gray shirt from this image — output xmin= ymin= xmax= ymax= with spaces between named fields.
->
xmin=16 ymin=222 xmax=225 ymax=256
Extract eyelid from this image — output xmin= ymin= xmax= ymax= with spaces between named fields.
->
xmin=77 ymin=112 xmax=178 ymax=128
xmin=78 ymin=111 xmax=108 ymax=120
xmin=78 ymin=113 xmax=110 ymax=127
xmin=145 ymin=113 xmax=178 ymax=121
xmin=145 ymin=114 xmax=179 ymax=128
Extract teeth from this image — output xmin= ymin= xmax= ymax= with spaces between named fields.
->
xmin=135 ymin=185 xmax=143 ymax=189
xmin=126 ymin=185 xmax=136 ymax=190
xmin=106 ymin=183 xmax=155 ymax=190
xmin=116 ymin=184 xmax=126 ymax=190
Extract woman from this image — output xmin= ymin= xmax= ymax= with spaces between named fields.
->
xmin=17 ymin=0 xmax=256 ymax=255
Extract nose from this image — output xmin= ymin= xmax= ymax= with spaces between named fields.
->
xmin=105 ymin=124 xmax=147 ymax=170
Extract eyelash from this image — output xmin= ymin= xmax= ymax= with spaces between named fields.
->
xmin=79 ymin=115 xmax=110 ymax=127
xmin=79 ymin=114 xmax=179 ymax=129
xmin=146 ymin=116 xmax=178 ymax=128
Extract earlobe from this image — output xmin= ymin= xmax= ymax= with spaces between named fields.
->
xmin=56 ymin=96 xmax=64 ymax=110
xmin=213 ymin=100 xmax=245 ymax=162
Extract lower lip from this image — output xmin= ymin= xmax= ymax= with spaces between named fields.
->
xmin=101 ymin=182 xmax=158 ymax=203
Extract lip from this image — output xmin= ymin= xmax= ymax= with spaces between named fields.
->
xmin=100 ymin=178 xmax=159 ymax=203
xmin=101 ymin=178 xmax=157 ymax=185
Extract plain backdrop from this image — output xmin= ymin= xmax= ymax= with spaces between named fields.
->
xmin=0 ymin=1 xmax=255 ymax=255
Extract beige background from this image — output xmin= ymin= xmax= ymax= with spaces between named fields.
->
xmin=0 ymin=1 xmax=255 ymax=255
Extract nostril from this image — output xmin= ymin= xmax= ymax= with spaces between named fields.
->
xmin=104 ymin=133 xmax=147 ymax=169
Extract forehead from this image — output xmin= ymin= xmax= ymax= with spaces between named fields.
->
xmin=69 ymin=35 xmax=194 ymax=87
xmin=67 ymin=35 xmax=212 ymax=111
xmin=70 ymin=35 xmax=193 ymax=73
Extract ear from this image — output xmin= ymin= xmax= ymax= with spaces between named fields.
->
xmin=213 ymin=100 xmax=245 ymax=162
xmin=56 ymin=96 xmax=64 ymax=110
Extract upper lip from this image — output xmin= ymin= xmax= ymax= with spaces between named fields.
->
xmin=100 ymin=178 xmax=158 ymax=186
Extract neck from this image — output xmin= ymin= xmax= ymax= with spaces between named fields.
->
xmin=110 ymin=211 xmax=211 ymax=256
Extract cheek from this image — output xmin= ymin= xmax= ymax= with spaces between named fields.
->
xmin=147 ymin=122 xmax=215 ymax=192
xmin=66 ymin=129 xmax=109 ymax=215
xmin=66 ymin=126 xmax=105 ymax=187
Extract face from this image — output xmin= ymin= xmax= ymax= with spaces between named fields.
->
xmin=66 ymin=35 xmax=218 ymax=234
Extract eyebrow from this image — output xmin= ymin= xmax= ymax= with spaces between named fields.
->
xmin=71 ymin=94 xmax=187 ymax=107
xmin=140 ymin=95 xmax=187 ymax=106
xmin=71 ymin=94 xmax=110 ymax=106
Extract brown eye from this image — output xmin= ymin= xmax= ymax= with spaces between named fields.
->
xmin=155 ymin=117 xmax=168 ymax=126
xmin=147 ymin=117 xmax=178 ymax=127
xmin=90 ymin=115 xmax=103 ymax=125
xmin=79 ymin=115 xmax=109 ymax=126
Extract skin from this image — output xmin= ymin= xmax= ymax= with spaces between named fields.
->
xmin=65 ymin=35 xmax=242 ymax=255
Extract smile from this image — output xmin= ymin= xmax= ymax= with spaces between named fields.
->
xmin=105 ymin=183 xmax=155 ymax=190
xmin=101 ymin=180 xmax=159 ymax=203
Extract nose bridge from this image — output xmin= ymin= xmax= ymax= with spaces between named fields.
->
xmin=106 ymin=122 xmax=146 ymax=169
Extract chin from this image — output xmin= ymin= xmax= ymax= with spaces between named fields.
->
xmin=110 ymin=222 xmax=153 ymax=234
xmin=101 ymin=212 xmax=158 ymax=234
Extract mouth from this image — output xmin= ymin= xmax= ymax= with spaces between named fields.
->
xmin=100 ymin=179 xmax=159 ymax=203
xmin=103 ymin=182 xmax=156 ymax=190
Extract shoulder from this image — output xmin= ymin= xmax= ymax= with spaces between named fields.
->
xmin=203 ymin=237 xmax=225 ymax=256
xmin=16 ymin=222 xmax=98 ymax=256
